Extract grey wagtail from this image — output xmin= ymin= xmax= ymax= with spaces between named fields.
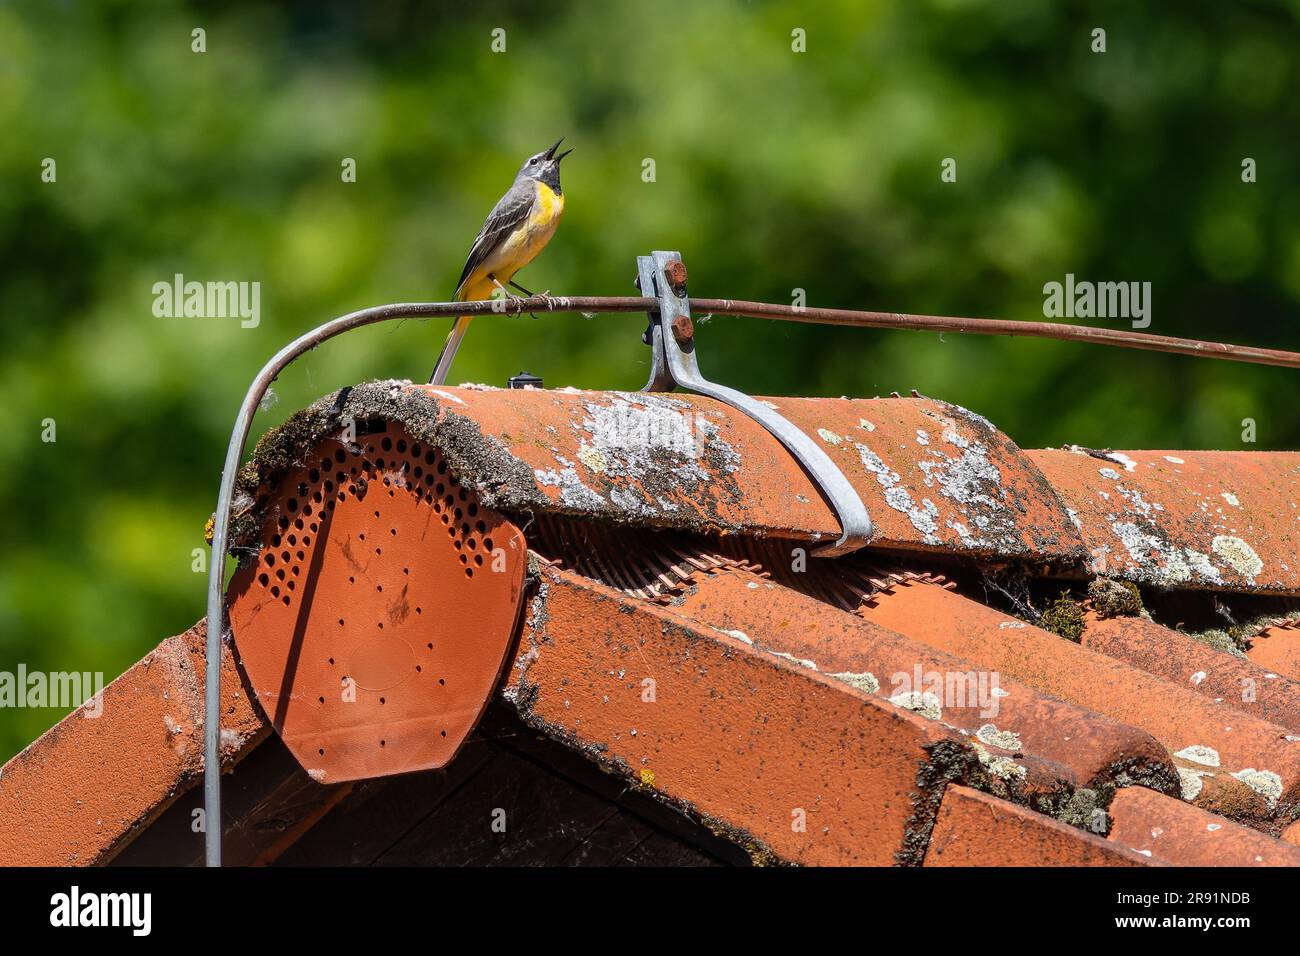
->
xmin=428 ymin=138 xmax=572 ymax=384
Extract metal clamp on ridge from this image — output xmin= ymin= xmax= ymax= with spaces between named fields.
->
xmin=637 ymin=250 xmax=872 ymax=556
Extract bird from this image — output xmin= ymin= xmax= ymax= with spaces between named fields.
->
xmin=428 ymin=137 xmax=572 ymax=384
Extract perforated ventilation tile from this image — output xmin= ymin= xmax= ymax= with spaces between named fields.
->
xmin=227 ymin=422 xmax=527 ymax=783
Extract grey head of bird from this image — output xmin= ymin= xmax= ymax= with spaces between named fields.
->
xmin=516 ymin=137 xmax=573 ymax=194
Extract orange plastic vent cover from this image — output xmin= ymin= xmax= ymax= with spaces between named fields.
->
xmin=227 ymin=422 xmax=527 ymax=783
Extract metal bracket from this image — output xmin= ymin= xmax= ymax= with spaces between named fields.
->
xmin=637 ymin=251 xmax=872 ymax=556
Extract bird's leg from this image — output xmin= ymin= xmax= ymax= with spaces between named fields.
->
xmin=489 ymin=275 xmax=529 ymax=314
xmin=506 ymin=279 xmax=539 ymax=318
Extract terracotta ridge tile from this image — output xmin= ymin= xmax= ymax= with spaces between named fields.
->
xmin=1029 ymin=448 xmax=1300 ymax=595
xmin=229 ymin=382 xmax=1091 ymax=566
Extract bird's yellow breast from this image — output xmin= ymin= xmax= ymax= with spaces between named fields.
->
xmin=528 ymin=180 xmax=564 ymax=232
xmin=490 ymin=180 xmax=563 ymax=278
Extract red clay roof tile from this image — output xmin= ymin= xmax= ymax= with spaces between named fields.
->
xmin=924 ymin=785 xmax=1157 ymax=866
xmin=1107 ymin=786 xmax=1300 ymax=866
xmin=1081 ymin=612 xmax=1300 ymax=736
xmin=395 ymin=385 xmax=1087 ymax=562
xmin=857 ymin=581 xmax=1300 ymax=819
xmin=1029 ymin=448 xmax=1300 ymax=594
xmin=0 ymin=622 xmax=263 ymax=866
xmin=762 ymin=395 xmax=1083 ymax=559
xmin=668 ymin=566 xmax=1177 ymax=796
xmin=1246 ymin=620 xmax=1300 ymax=680
xmin=508 ymin=563 xmax=973 ymax=865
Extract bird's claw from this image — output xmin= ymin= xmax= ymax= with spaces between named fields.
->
xmin=490 ymin=277 xmax=530 ymax=313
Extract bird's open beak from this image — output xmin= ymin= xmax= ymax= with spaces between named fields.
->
xmin=546 ymin=137 xmax=573 ymax=162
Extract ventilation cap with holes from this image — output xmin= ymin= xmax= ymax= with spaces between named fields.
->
xmin=227 ymin=422 xmax=527 ymax=783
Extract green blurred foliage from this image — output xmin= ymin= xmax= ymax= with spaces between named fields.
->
xmin=1 ymin=0 xmax=1299 ymax=760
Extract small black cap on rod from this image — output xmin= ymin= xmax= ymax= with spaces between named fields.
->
xmin=508 ymin=371 xmax=543 ymax=389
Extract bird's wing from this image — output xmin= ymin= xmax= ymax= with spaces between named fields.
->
xmin=455 ymin=181 xmax=536 ymax=297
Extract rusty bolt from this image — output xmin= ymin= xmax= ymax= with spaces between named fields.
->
xmin=663 ymin=260 xmax=688 ymax=295
xmin=671 ymin=312 xmax=694 ymax=344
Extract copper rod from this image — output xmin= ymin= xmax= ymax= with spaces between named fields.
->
xmin=690 ymin=298 xmax=1300 ymax=370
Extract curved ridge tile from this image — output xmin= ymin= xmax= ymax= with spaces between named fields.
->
xmin=1029 ymin=447 xmax=1300 ymax=595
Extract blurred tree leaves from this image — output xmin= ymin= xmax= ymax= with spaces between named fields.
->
xmin=1 ymin=0 xmax=1299 ymax=758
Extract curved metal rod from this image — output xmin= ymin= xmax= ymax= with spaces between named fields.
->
xmin=202 ymin=295 xmax=646 ymax=866
xmin=205 ymin=290 xmax=1300 ymax=865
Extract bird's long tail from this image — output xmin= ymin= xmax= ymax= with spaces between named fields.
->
xmin=428 ymin=315 xmax=472 ymax=385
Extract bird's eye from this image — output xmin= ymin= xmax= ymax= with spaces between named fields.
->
xmin=529 ymin=157 xmax=538 ymax=165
